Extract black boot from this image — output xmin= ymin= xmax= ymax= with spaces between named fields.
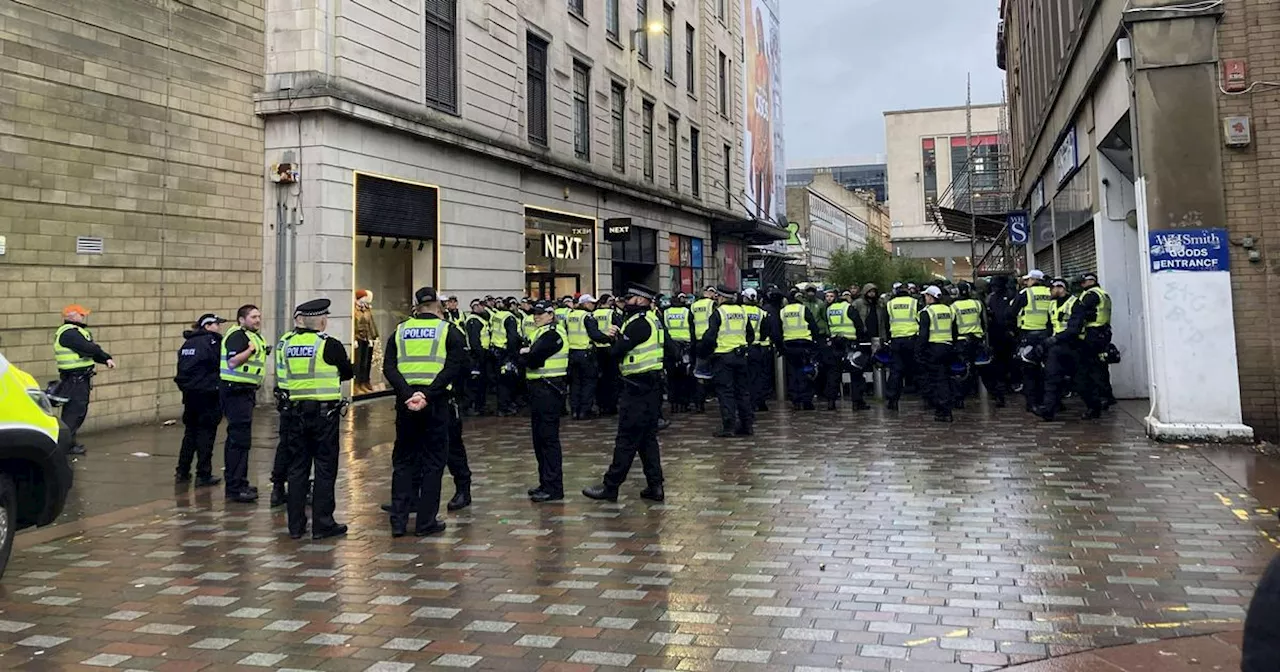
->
xmin=639 ymin=484 xmax=665 ymax=502
xmin=852 ymin=400 xmax=870 ymax=411
xmin=447 ymin=488 xmax=472 ymax=512
xmin=582 ymin=484 xmax=619 ymax=502
xmin=826 ymin=400 xmax=837 ymax=411
xmin=415 ymin=519 xmax=447 ymax=536
xmin=713 ymin=428 xmax=734 ymax=438
xmin=270 ymin=485 xmax=287 ymax=508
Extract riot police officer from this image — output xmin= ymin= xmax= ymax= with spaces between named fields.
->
xmin=52 ymin=304 xmax=115 ymax=455
xmin=826 ymin=291 xmax=869 ymax=410
xmin=522 ymin=301 xmax=568 ymax=502
xmin=1077 ymin=272 xmax=1115 ymax=410
xmin=918 ymin=286 xmax=957 ymax=422
xmin=700 ymin=286 xmax=756 ymax=437
xmin=383 ymin=288 xmax=466 ymax=537
xmin=1012 ymin=270 xmax=1053 ymax=410
xmin=952 ymin=281 xmax=1005 ymax=408
xmin=741 ymin=288 xmax=775 ymax=412
xmin=884 ymin=283 xmax=920 ymax=411
xmin=277 ymin=299 xmax=352 ymax=539
xmin=221 ymin=304 xmax=267 ymax=503
xmin=583 ymin=284 xmax=666 ymax=503
xmin=689 ymin=286 xmax=717 ymax=412
xmin=174 ymin=313 xmax=225 ymax=486
xmin=565 ymin=294 xmax=610 ymax=419
xmin=593 ymin=294 xmax=621 ymax=416
xmin=780 ymin=294 xmax=819 ymax=410
xmin=463 ymin=300 xmax=491 ymax=415
xmin=663 ymin=294 xmax=695 ymax=412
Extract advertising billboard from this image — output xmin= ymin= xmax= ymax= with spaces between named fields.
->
xmin=743 ymin=0 xmax=785 ymax=227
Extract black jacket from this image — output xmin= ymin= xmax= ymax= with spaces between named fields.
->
xmin=58 ymin=320 xmax=112 ymax=364
xmin=174 ymin=328 xmax=222 ymax=393
xmin=383 ymin=313 xmax=467 ymax=403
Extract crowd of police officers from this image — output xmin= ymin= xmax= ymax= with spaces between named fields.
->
xmin=49 ymin=267 xmax=1113 ymax=539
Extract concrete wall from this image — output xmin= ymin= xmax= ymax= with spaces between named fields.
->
xmin=0 ymin=0 xmax=264 ymax=430
xmin=883 ymin=104 xmax=1003 ymax=240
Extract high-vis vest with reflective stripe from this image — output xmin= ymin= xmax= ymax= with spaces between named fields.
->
xmin=714 ymin=304 xmax=749 ymax=354
xmin=1017 ymin=285 xmax=1052 ymax=331
xmin=952 ymin=298 xmax=984 ymax=336
xmin=887 ymin=296 xmax=920 ymax=338
xmin=278 ymin=331 xmax=341 ymax=401
xmin=489 ymin=310 xmax=512 ymax=349
xmin=526 ymin=324 xmax=569 ymax=380
xmin=781 ymin=303 xmax=812 ymax=341
xmin=744 ymin=305 xmax=770 ymax=345
xmin=925 ymin=304 xmax=954 ymax=344
xmin=53 ymin=324 xmax=95 ymax=371
xmin=275 ymin=330 xmax=294 ymax=385
xmin=394 ymin=317 xmax=450 ymax=386
xmin=827 ymin=302 xmax=858 ymax=339
xmin=565 ymin=309 xmax=592 ymax=350
xmin=664 ymin=307 xmax=691 ymax=342
xmin=520 ymin=313 xmax=535 ymax=342
xmin=466 ymin=313 xmax=491 ymax=349
xmin=554 ymin=307 xmax=570 ymax=325
xmin=1051 ymin=296 xmax=1082 ymax=337
xmin=619 ymin=312 xmax=664 ymax=375
xmin=592 ymin=309 xmax=614 ymax=347
xmin=690 ymin=298 xmax=714 ymax=338
xmin=1084 ymin=287 xmax=1111 ymax=328
xmin=220 ymin=326 xmax=267 ymax=386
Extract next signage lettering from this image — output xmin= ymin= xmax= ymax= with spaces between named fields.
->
xmin=543 ymin=233 xmax=585 ymax=260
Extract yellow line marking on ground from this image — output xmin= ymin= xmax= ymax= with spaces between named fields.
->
xmin=1233 ymin=508 xmax=1251 ymax=521
xmin=1215 ymin=492 xmax=1232 ymax=506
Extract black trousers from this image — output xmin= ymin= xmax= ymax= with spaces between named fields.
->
xmin=595 ymin=348 xmax=619 ymax=414
xmin=885 ymin=339 xmax=916 ymax=403
xmin=747 ymin=344 xmax=773 ymax=408
xmin=989 ymin=333 xmax=1017 ymax=396
xmin=281 ymin=401 xmax=341 ymax=536
xmin=783 ymin=342 xmax=815 ymax=405
xmin=389 ymin=399 xmax=450 ymax=531
xmin=492 ymin=349 xmax=518 ymax=413
xmin=447 ymin=402 xmax=472 ymax=488
xmin=58 ymin=371 xmax=92 ymax=448
xmin=667 ymin=342 xmax=693 ymax=407
xmin=178 ymin=390 xmax=221 ymax=479
xmin=824 ymin=339 xmax=865 ymax=404
xmin=958 ymin=337 xmax=1004 ymax=401
xmin=220 ymin=385 xmax=256 ymax=494
xmin=529 ymin=379 xmax=565 ymax=496
xmin=354 ymin=340 xmax=374 ymax=386
xmin=712 ymin=351 xmax=754 ymax=431
xmin=270 ymin=411 xmax=291 ymax=489
xmin=568 ymin=349 xmax=598 ymax=416
xmin=467 ymin=353 xmax=490 ymax=412
xmin=603 ymin=373 xmax=664 ymax=489
xmin=1019 ymin=329 xmax=1051 ymax=408
xmin=920 ymin=342 xmax=955 ymax=413
xmin=1041 ymin=341 xmax=1079 ymax=413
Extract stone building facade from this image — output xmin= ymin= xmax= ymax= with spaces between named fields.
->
xmin=0 ymin=0 xmax=265 ymax=430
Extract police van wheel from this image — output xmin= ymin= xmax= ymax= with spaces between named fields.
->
xmin=0 ymin=474 xmax=15 ymax=579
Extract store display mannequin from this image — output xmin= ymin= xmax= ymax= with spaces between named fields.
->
xmin=354 ymin=290 xmax=378 ymax=394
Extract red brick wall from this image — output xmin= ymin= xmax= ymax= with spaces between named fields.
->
xmin=1218 ymin=0 xmax=1280 ymax=440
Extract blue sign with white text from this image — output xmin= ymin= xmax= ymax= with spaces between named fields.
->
xmin=1148 ymin=228 xmax=1230 ymax=273
xmin=1007 ymin=211 xmax=1029 ymax=245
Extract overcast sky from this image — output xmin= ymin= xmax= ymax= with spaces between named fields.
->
xmin=781 ymin=0 xmax=1005 ymax=164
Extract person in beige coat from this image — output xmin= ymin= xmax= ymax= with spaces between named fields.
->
xmin=354 ymin=290 xmax=379 ymax=394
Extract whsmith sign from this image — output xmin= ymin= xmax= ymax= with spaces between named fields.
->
xmin=1148 ymin=228 xmax=1230 ymax=273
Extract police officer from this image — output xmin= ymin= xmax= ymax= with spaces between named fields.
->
xmin=918 ymin=286 xmax=957 ymax=422
xmin=663 ymin=293 xmax=695 ymax=412
xmin=380 ymin=288 xmax=466 ymax=537
xmin=583 ymin=283 xmax=666 ymax=503
xmin=780 ymin=293 xmax=819 ymax=410
xmin=269 ymin=312 xmax=304 ymax=507
xmin=952 ymin=281 xmax=1005 ymax=408
xmin=741 ymin=288 xmax=776 ymax=412
xmin=700 ymin=286 xmax=756 ymax=437
xmin=277 ymin=299 xmax=352 ymax=539
xmin=443 ymin=295 xmax=462 ymax=323
xmin=522 ymin=301 xmax=568 ymax=502
xmin=1012 ymin=269 xmax=1053 ymax=410
xmin=52 ymin=304 xmax=115 ymax=455
xmin=554 ymin=297 xmax=572 ymax=325
xmin=689 ymin=286 xmax=717 ymax=412
xmin=174 ymin=313 xmax=225 ymax=486
xmin=1077 ymin=272 xmax=1115 ymax=410
xmin=519 ymin=298 xmax=537 ymax=342
xmin=220 ymin=304 xmax=267 ymax=503
xmin=985 ymin=275 xmax=1019 ymax=398
xmin=1034 ymin=279 xmax=1081 ymax=420
xmin=826 ymin=290 xmax=870 ymax=410
xmin=463 ymin=299 xmax=491 ymax=415
xmin=565 ymin=294 xmax=610 ymax=419
xmin=884 ymin=283 xmax=919 ymax=411
xmin=489 ymin=299 xmax=521 ymax=416
xmin=593 ymin=294 xmax=621 ymax=416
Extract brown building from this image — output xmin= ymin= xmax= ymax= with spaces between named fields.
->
xmin=0 ymin=0 xmax=265 ymax=431
xmin=999 ymin=0 xmax=1276 ymax=441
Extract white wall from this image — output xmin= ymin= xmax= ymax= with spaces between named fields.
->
xmin=1094 ymin=155 xmax=1148 ymax=399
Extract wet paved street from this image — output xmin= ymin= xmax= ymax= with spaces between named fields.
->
xmin=1 ymin=398 xmax=1275 ymax=671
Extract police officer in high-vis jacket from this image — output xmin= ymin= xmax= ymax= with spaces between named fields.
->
xmin=699 ymin=286 xmax=756 ymax=437
xmin=277 ymin=299 xmax=352 ymax=540
xmin=565 ymin=294 xmax=610 ymax=419
xmin=1012 ymin=269 xmax=1053 ymax=410
xmin=52 ymin=304 xmax=115 ymax=455
xmin=826 ymin=292 xmax=870 ymax=411
xmin=593 ymin=294 xmax=622 ymax=416
xmin=952 ymin=281 xmax=1005 ymax=408
xmin=383 ymin=288 xmax=466 ymax=537
xmin=663 ymin=293 xmax=695 ymax=412
xmin=522 ymin=301 xmax=568 ymax=502
xmin=884 ymin=283 xmax=919 ymax=411
xmin=220 ymin=304 xmax=268 ymax=503
xmin=917 ymin=286 xmax=957 ymax=422
xmin=174 ymin=313 xmax=226 ymax=487
xmin=583 ymin=283 xmax=666 ymax=503
xmin=780 ymin=294 xmax=819 ymax=410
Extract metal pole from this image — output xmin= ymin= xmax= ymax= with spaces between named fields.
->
xmin=872 ymin=336 xmax=884 ymax=399
xmin=774 ymin=350 xmax=786 ymax=402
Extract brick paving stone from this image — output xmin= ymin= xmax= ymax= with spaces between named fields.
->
xmin=3 ymin=402 xmax=1276 ymax=672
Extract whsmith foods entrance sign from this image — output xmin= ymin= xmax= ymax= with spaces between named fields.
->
xmin=1148 ymin=228 xmax=1230 ymax=273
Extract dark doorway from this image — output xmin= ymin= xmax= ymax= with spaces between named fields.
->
xmin=610 ymin=225 xmax=657 ymax=295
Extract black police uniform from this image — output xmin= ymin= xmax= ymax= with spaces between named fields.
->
xmin=567 ymin=305 xmax=610 ymax=419
xmin=174 ymin=320 xmax=223 ymax=484
xmin=383 ymin=297 xmax=467 ymax=536
xmin=917 ymin=302 xmax=958 ymax=420
xmin=824 ymin=303 xmax=869 ymax=410
xmin=463 ymin=306 xmax=491 ymax=414
xmin=491 ymin=310 xmax=522 ymax=416
xmin=280 ymin=299 xmax=354 ymax=539
xmin=584 ymin=285 xmax=665 ymax=502
xmin=781 ymin=302 xmax=820 ymax=409
xmin=221 ymin=326 xmax=263 ymax=499
xmin=700 ymin=298 xmax=757 ymax=436
xmin=523 ymin=311 xmax=568 ymax=500
xmin=749 ymin=303 xmax=781 ymax=411
xmin=1037 ymin=296 xmax=1103 ymax=420
xmin=55 ymin=321 xmax=112 ymax=453
xmin=1077 ymin=285 xmax=1114 ymax=408
xmin=595 ymin=297 xmax=622 ymax=415
xmin=664 ymin=304 xmax=696 ymax=411
xmin=984 ymin=279 xmax=1018 ymax=397
xmin=1011 ymin=283 xmax=1052 ymax=410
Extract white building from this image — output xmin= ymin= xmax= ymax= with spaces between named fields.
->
xmin=258 ymin=0 xmax=786 ymax=396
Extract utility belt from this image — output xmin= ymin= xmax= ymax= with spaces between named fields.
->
xmin=530 ymin=376 xmax=567 ymax=396
xmin=281 ymin=398 xmax=348 ymax=418
xmin=59 ymin=367 xmax=95 ymax=381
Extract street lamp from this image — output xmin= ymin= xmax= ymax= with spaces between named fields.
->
xmin=630 ymin=21 xmax=665 ymax=52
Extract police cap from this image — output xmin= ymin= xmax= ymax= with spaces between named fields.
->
xmin=295 ymin=298 xmax=331 ymax=316
xmin=414 ymin=287 xmax=439 ymax=305
xmin=196 ymin=313 xmax=228 ymax=328
xmin=626 ymin=283 xmax=658 ymax=301
xmin=530 ymin=301 xmax=554 ymax=315
xmin=713 ymin=284 xmax=737 ymax=298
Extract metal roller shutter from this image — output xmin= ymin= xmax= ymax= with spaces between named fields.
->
xmin=1057 ymin=222 xmax=1097 ymax=281
xmin=1034 ymin=247 xmax=1056 ymax=276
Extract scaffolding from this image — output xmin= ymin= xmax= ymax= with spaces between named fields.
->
xmin=927 ymin=77 xmax=1020 ymax=281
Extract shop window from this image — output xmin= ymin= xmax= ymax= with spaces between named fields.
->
xmin=668 ymin=233 xmax=704 ymax=297
xmin=353 ymin=173 xmax=439 ymax=398
xmin=922 ymin=138 xmax=937 ymax=218
xmin=611 ymin=226 xmax=658 ymax=295
xmin=525 ymin=207 xmax=596 ymax=300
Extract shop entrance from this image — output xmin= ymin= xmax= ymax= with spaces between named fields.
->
xmin=525 ymin=206 xmax=597 ymax=300
xmin=609 ymin=224 xmax=657 ymax=295
xmin=525 ymin=272 xmax=582 ymax=300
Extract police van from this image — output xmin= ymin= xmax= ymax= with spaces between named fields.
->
xmin=0 ymin=352 xmax=74 ymax=577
